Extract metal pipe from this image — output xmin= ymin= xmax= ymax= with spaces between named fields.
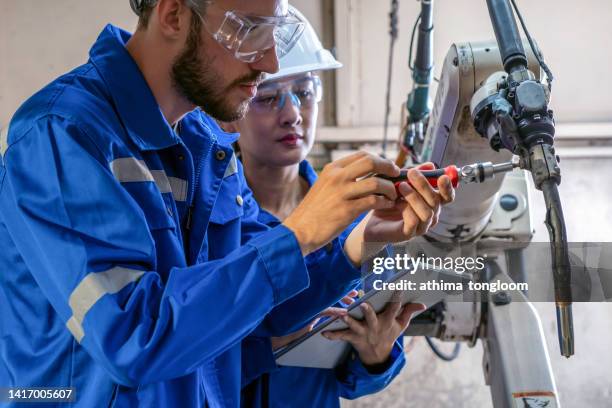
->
xmin=486 ymin=0 xmax=528 ymax=73
xmin=541 ymin=179 xmax=574 ymax=357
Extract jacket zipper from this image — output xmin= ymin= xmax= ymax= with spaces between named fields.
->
xmin=183 ymin=142 xmax=209 ymax=264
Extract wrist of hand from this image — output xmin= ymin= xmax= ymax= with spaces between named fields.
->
xmin=283 ymin=218 xmax=317 ymax=256
xmin=360 ymin=351 xmax=393 ymax=374
xmin=357 ymin=344 xmax=393 ymax=368
xmin=343 ymin=225 xmax=364 ymax=267
xmin=343 ymin=212 xmax=379 ymax=267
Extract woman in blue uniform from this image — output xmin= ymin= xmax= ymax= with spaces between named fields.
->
xmin=229 ymin=7 xmax=426 ymax=407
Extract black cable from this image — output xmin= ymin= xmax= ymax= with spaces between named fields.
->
xmin=408 ymin=14 xmax=421 ymax=72
xmin=509 ymin=0 xmax=554 ymax=90
xmin=408 ymin=13 xmax=439 ymax=83
xmin=382 ymin=0 xmax=400 ymax=158
xmin=425 ymin=337 xmax=461 ymax=362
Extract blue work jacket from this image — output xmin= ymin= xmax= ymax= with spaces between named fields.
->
xmin=241 ymin=161 xmax=406 ymax=408
xmin=0 ymin=25 xmax=360 ymax=407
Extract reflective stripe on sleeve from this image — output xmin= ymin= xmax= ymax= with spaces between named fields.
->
xmin=66 ymin=267 xmax=145 ymax=343
xmin=110 ymin=157 xmax=154 ymax=183
xmin=110 ymin=157 xmax=187 ymax=202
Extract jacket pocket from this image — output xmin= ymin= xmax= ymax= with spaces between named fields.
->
xmin=208 ymin=174 xmax=244 ymax=225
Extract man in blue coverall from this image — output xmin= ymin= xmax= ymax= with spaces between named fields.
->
xmin=0 ymin=0 xmax=454 ymax=406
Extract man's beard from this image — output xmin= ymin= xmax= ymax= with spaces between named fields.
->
xmin=171 ymin=16 xmax=263 ymax=122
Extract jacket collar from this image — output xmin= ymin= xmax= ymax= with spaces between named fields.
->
xmin=298 ymin=159 xmax=318 ymax=187
xmin=89 ymin=24 xmax=181 ymax=151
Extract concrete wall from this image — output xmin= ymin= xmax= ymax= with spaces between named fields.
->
xmin=0 ymin=1 xmax=138 ymax=128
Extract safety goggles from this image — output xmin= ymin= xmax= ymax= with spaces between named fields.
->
xmin=249 ymin=75 xmax=322 ymax=113
xmin=194 ymin=2 xmax=305 ymax=63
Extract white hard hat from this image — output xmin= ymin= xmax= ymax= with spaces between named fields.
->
xmin=265 ymin=5 xmax=342 ymax=82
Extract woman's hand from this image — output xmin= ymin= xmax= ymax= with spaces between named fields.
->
xmin=322 ymin=294 xmax=426 ymax=368
xmin=270 ymin=290 xmax=359 ymax=350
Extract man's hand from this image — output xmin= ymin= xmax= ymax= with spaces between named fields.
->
xmin=322 ymin=294 xmax=426 ymax=368
xmin=344 ymin=162 xmax=455 ymax=265
xmin=283 ymin=151 xmax=401 ymax=256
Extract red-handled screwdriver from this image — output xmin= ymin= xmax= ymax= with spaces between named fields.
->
xmin=378 ymin=156 xmax=521 ymax=191
xmin=384 ymin=166 xmax=460 ymax=189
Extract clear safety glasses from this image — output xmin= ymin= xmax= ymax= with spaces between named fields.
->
xmin=249 ymin=76 xmax=322 ymax=114
xmin=193 ymin=2 xmax=305 ymax=63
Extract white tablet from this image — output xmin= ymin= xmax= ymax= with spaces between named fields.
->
xmin=274 ymin=266 xmax=471 ymax=369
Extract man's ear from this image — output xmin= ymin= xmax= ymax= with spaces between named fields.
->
xmin=154 ymin=0 xmax=192 ymax=40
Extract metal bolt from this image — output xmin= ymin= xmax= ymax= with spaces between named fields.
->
xmin=493 ymin=291 xmax=511 ymax=306
xmin=500 ymin=194 xmax=519 ymax=212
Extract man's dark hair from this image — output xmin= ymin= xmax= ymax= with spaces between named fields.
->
xmin=138 ymin=6 xmax=155 ymax=28
xmin=130 ymin=0 xmax=206 ymax=29
xmin=130 ymin=0 xmax=156 ymax=28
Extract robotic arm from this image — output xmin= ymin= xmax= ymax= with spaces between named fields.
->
xmin=398 ymin=0 xmax=573 ymax=358
xmin=475 ymin=0 xmax=573 ymax=358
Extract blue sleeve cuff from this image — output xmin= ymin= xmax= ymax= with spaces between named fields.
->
xmin=305 ymin=237 xmax=361 ymax=287
xmin=247 ymin=224 xmax=310 ymax=305
xmin=347 ymin=340 xmax=405 ymax=379
xmin=336 ymin=339 xmax=406 ymax=399
xmin=252 ymin=227 xmax=361 ymax=337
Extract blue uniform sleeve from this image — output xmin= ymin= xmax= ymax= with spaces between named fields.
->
xmin=335 ymin=339 xmax=406 ymax=399
xmin=0 ymin=117 xmax=310 ymax=387
xmin=258 ymin=237 xmax=362 ymax=336
xmin=237 ymin=164 xmax=364 ymax=385
xmin=236 ymin=161 xmax=363 ymax=336
xmin=240 ymin=336 xmax=277 ymax=389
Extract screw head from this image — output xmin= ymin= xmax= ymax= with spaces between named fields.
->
xmin=493 ymin=291 xmax=512 ymax=305
xmin=500 ymin=194 xmax=519 ymax=212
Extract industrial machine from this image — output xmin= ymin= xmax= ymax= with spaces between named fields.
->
xmin=385 ymin=0 xmax=571 ymax=406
